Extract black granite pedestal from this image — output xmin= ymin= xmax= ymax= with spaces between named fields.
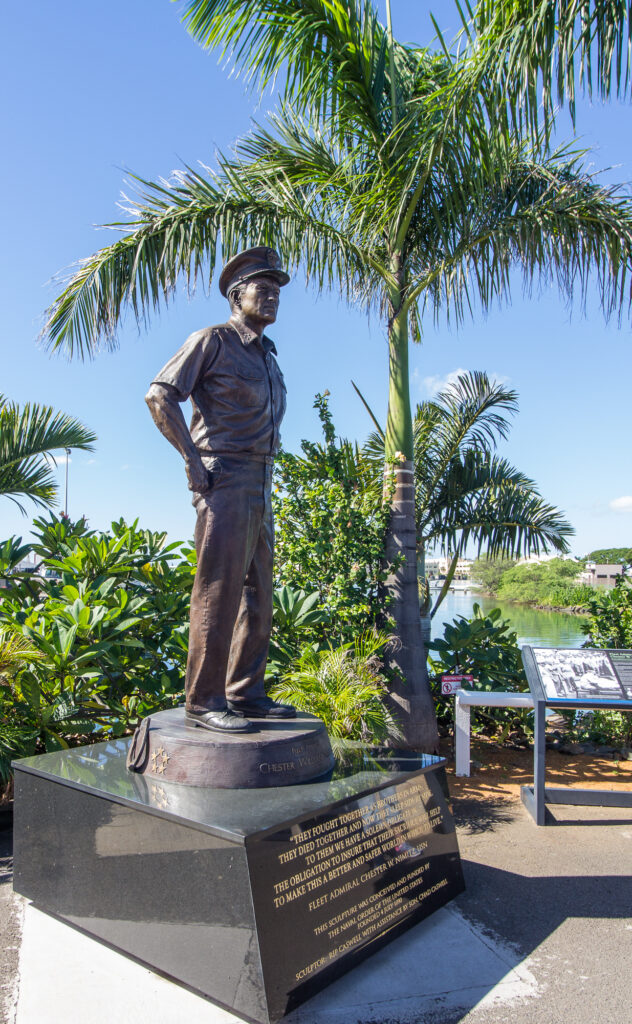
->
xmin=13 ymin=741 xmax=464 ymax=1024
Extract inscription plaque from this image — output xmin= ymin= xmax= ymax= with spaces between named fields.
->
xmin=247 ymin=771 xmax=464 ymax=1019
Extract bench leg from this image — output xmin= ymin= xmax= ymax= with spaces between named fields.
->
xmin=455 ymin=697 xmax=471 ymax=777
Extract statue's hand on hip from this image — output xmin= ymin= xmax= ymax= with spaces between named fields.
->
xmin=185 ymin=456 xmax=212 ymax=493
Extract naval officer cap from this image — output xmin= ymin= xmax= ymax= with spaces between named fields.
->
xmin=219 ymin=246 xmax=290 ymax=297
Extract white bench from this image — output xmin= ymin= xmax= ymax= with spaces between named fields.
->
xmin=454 ymin=689 xmax=535 ymax=776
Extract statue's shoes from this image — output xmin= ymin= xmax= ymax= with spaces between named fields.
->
xmin=228 ymin=696 xmax=297 ymax=719
xmin=185 ymin=707 xmax=256 ymax=733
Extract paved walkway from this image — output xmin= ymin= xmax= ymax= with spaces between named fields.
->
xmin=2 ymin=790 xmax=631 ymax=1024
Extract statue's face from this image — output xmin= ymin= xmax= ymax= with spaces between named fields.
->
xmin=238 ymin=275 xmax=281 ymax=325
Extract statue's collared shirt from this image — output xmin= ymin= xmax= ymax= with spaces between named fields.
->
xmin=151 ymin=317 xmax=287 ymax=454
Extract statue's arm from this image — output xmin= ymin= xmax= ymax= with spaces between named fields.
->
xmin=145 ymin=382 xmax=209 ymax=493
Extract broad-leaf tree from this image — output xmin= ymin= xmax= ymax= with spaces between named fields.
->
xmin=0 ymin=396 xmax=95 ymax=513
xmin=40 ymin=1 xmax=632 ymax=749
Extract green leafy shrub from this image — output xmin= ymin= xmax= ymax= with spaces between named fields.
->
xmin=470 ymin=556 xmax=517 ymax=594
xmin=0 ymin=630 xmax=42 ymax=784
xmin=581 ymin=578 xmax=632 ymax=648
xmin=428 ymin=604 xmax=531 ymax=740
xmin=566 ymin=709 xmax=632 ymax=751
xmin=266 ymin=585 xmax=329 ymax=680
xmin=0 ymin=515 xmax=195 ymax=759
xmin=270 ymin=631 xmax=397 ymax=742
xmin=567 ymin=578 xmax=632 ymax=748
xmin=495 ymin=558 xmax=588 ymax=608
xmin=273 ymin=394 xmax=397 ymax=646
xmin=545 ymin=583 xmax=595 ymax=608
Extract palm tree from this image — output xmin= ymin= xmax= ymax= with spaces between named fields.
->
xmin=0 ymin=396 xmax=96 ymax=513
xmin=270 ymin=630 xmax=399 ymax=743
xmin=360 ymin=370 xmax=573 ymax=641
xmin=40 ymin=1 xmax=632 ymax=749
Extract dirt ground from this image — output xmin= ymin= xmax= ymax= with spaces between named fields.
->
xmin=441 ymin=733 xmax=632 ymax=804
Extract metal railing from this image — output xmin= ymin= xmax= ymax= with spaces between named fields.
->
xmin=454 ymin=689 xmax=534 ymax=777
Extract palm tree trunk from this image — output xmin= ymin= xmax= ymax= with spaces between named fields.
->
xmin=383 ymin=280 xmax=439 ymax=753
xmin=431 ymin=552 xmax=460 ymax=617
xmin=417 ymin=543 xmax=432 ymax=649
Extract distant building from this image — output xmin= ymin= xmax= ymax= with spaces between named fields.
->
xmin=579 ymin=562 xmax=625 ymax=589
xmin=14 ymin=555 xmax=38 ymax=573
xmin=425 ymin=556 xmax=473 ymax=580
xmin=0 ymin=554 xmax=38 ymax=590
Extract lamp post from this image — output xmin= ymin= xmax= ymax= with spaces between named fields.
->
xmin=64 ymin=447 xmax=71 ymax=517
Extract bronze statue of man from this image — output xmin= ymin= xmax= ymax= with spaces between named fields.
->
xmin=146 ymin=246 xmax=296 ymax=734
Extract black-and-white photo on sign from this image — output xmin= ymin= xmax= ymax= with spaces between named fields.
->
xmin=532 ymin=648 xmax=629 ymax=702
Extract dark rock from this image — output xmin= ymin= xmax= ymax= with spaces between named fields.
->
xmin=559 ymin=742 xmax=584 ymax=755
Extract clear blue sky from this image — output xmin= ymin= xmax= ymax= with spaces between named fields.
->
xmin=1 ymin=1 xmax=630 ymax=556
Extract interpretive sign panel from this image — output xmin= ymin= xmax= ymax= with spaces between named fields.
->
xmin=247 ymin=770 xmax=464 ymax=1020
xmin=520 ymin=646 xmax=632 ymax=824
xmin=528 ymin=647 xmax=632 ymax=707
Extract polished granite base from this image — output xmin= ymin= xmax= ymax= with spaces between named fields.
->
xmin=13 ymin=740 xmax=464 ymax=1024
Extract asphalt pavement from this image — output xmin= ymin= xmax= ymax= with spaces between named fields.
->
xmin=2 ymin=794 xmax=631 ymax=1023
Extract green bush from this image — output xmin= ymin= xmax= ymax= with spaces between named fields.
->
xmin=581 ymin=577 xmax=632 ymax=648
xmin=273 ymin=394 xmax=398 ymax=646
xmin=270 ymin=631 xmax=397 ymax=742
xmin=266 ymin=585 xmax=329 ymax=680
xmin=0 ymin=630 xmax=42 ymax=783
xmin=495 ymin=558 xmax=587 ymax=608
xmin=569 ymin=578 xmax=632 ymax=748
xmin=469 ymin=556 xmax=517 ymax=594
xmin=0 ymin=515 xmax=194 ymax=763
xmin=428 ymin=604 xmax=531 ymax=740
xmin=545 ymin=583 xmax=595 ymax=608
xmin=567 ymin=709 xmax=632 ymax=750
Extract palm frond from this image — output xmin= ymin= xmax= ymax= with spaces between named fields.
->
xmin=464 ymin=0 xmax=632 ymax=129
xmin=362 ymin=368 xmax=572 ymax=562
xmin=413 ymin=371 xmax=517 ymax=513
xmin=403 ymin=144 xmax=632 ymax=330
xmin=0 ymin=397 xmax=95 ymax=512
xmin=42 ymin=148 xmax=388 ymax=359
xmin=270 ymin=632 xmax=397 ymax=740
xmin=0 ymin=629 xmax=42 ymax=678
xmin=421 ymin=449 xmax=574 ymax=558
xmin=181 ymin=0 xmax=392 ymax=131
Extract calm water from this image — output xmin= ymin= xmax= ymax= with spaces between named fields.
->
xmin=431 ymin=589 xmax=586 ymax=649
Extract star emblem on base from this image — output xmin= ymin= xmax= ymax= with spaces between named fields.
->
xmin=150 ymin=746 xmax=170 ymax=775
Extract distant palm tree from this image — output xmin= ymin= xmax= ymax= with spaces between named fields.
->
xmin=360 ymin=371 xmax=573 ymax=639
xmin=0 ymin=396 xmax=95 ymax=513
xmin=40 ymin=1 xmax=632 ymax=748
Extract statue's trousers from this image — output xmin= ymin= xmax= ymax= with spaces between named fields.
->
xmin=185 ymin=454 xmax=274 ymax=712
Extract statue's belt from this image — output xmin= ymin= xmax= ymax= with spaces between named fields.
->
xmin=196 ymin=449 xmax=274 ymax=466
